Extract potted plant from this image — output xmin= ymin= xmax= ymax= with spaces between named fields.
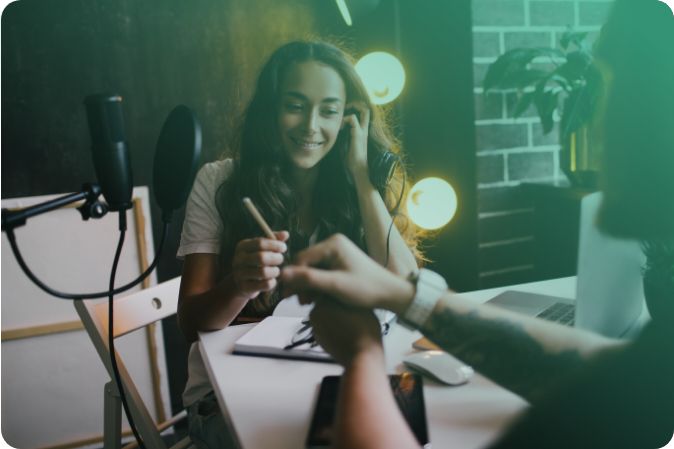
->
xmin=483 ymin=30 xmax=603 ymax=187
xmin=641 ymin=240 xmax=674 ymax=321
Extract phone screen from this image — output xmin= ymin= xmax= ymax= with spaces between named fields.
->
xmin=305 ymin=373 xmax=430 ymax=448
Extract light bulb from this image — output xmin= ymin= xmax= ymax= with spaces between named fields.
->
xmin=407 ymin=177 xmax=457 ymax=230
xmin=355 ymin=52 xmax=405 ymax=105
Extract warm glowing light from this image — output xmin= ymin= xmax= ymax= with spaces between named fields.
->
xmin=335 ymin=0 xmax=353 ymax=26
xmin=407 ymin=177 xmax=457 ymax=230
xmin=355 ymin=52 xmax=405 ymax=105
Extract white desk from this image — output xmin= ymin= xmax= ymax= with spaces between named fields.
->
xmin=199 ymin=277 xmax=576 ymax=449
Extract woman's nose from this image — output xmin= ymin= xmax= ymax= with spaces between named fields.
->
xmin=302 ymin=110 xmax=319 ymax=134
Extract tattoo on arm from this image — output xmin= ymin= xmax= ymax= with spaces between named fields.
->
xmin=422 ymin=303 xmax=585 ymax=403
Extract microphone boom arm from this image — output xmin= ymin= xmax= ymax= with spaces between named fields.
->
xmin=1 ymin=183 xmax=107 ymax=232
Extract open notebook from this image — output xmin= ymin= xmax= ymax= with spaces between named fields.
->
xmin=232 ymin=295 xmax=396 ymax=362
xmin=233 ymin=315 xmax=333 ymax=362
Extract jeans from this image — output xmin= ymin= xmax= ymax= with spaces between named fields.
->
xmin=187 ymin=391 xmax=238 ymax=449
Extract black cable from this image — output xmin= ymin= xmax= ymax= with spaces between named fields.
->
xmin=4 ymin=221 xmax=168 ymax=300
xmin=108 ymin=212 xmax=146 ymax=449
xmin=383 ymin=162 xmax=407 ymax=268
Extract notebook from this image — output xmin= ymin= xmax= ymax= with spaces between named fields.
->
xmin=233 ymin=295 xmax=396 ymax=362
xmin=232 ymin=315 xmax=334 ymax=362
xmin=488 ymin=192 xmax=647 ymax=338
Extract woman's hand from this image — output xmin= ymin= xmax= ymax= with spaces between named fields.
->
xmin=231 ymin=230 xmax=289 ymax=300
xmin=310 ymin=300 xmax=384 ymax=367
xmin=342 ymin=102 xmax=370 ymax=181
xmin=280 ymin=234 xmax=415 ymax=314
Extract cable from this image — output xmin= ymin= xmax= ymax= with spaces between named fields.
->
xmin=383 ymin=162 xmax=407 ymax=268
xmin=4 ymin=221 xmax=168 ymax=300
xmin=108 ymin=212 xmax=145 ymax=449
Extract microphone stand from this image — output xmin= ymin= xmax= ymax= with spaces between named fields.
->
xmin=1 ymin=183 xmax=108 ymax=232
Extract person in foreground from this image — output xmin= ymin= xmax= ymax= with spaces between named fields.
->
xmin=176 ymin=40 xmax=420 ymax=448
xmin=281 ymin=1 xmax=674 ymax=448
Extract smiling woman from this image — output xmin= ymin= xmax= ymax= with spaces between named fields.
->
xmin=278 ymin=61 xmax=346 ymax=172
xmin=174 ymin=40 xmax=423 ymax=447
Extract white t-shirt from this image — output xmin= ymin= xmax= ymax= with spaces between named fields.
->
xmin=177 ymin=159 xmax=234 ymax=407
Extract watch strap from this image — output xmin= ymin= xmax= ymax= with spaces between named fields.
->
xmin=400 ymin=268 xmax=447 ymax=329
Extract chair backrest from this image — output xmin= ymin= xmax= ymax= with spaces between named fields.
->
xmin=74 ymin=276 xmax=182 ymax=449
xmin=1 ymin=187 xmax=172 ymax=449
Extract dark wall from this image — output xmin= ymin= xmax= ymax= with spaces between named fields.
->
xmin=397 ymin=1 xmax=478 ymax=291
xmin=2 ymin=0 xmax=319 ymax=416
xmin=2 ymin=0 xmax=319 ymax=280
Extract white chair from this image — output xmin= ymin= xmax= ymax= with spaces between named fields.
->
xmin=74 ymin=277 xmax=194 ymax=449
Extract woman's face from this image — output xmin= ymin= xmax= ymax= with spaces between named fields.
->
xmin=277 ymin=61 xmax=346 ymax=171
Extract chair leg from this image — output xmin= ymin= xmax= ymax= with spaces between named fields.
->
xmin=104 ymin=380 xmax=122 ymax=449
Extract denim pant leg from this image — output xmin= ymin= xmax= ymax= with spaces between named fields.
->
xmin=187 ymin=391 xmax=238 ymax=449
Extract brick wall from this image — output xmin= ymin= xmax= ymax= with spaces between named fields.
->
xmin=472 ymin=0 xmax=613 ymax=288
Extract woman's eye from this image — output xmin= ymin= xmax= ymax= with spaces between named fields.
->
xmin=285 ymin=103 xmax=303 ymax=112
xmin=322 ymin=109 xmax=339 ymax=116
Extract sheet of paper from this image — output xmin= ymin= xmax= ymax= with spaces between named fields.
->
xmin=272 ymin=294 xmax=313 ymax=317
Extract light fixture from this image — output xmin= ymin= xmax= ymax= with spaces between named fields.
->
xmin=335 ymin=0 xmax=353 ymax=26
xmin=355 ymin=52 xmax=406 ymax=105
xmin=406 ymin=177 xmax=458 ymax=230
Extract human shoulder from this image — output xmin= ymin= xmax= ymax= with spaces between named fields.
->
xmin=195 ymin=158 xmax=235 ymax=190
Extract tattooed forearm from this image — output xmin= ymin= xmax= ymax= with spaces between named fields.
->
xmin=420 ymin=299 xmax=616 ymax=403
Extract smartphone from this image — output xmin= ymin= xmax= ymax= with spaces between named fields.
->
xmin=305 ymin=374 xmax=430 ymax=448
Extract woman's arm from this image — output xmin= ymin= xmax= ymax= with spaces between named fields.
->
xmin=334 ymin=350 xmax=420 ymax=449
xmin=178 ymin=254 xmax=250 ymax=343
xmin=343 ymin=104 xmax=417 ymax=275
xmin=177 ymin=233 xmax=288 ymax=343
xmin=417 ymin=295 xmax=623 ymax=403
xmin=353 ymin=171 xmax=418 ymax=276
xmin=281 ymin=234 xmax=623 ymax=403
xmin=310 ymin=301 xmax=420 ymax=449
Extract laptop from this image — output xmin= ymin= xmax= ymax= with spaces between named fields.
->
xmin=488 ymin=192 xmax=648 ymax=338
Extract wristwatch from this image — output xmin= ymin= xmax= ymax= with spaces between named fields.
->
xmin=399 ymin=268 xmax=448 ymax=330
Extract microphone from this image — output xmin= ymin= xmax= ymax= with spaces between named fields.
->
xmin=153 ymin=105 xmax=202 ymax=222
xmin=84 ymin=94 xmax=133 ymax=212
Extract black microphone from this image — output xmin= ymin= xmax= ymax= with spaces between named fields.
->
xmin=153 ymin=105 xmax=202 ymax=223
xmin=84 ymin=94 xmax=133 ymax=212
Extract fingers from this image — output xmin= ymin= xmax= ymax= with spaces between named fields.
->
xmin=344 ymin=102 xmax=370 ymax=131
xmin=280 ymin=266 xmax=341 ymax=298
xmin=275 ymin=230 xmax=290 ymax=242
xmin=233 ymin=234 xmax=288 ymax=298
xmin=236 ymin=250 xmax=285 ymax=267
xmin=358 ymin=105 xmax=370 ymax=130
xmin=237 ymin=236 xmax=287 ymax=254
xmin=291 ymin=233 xmax=353 ymax=268
xmin=241 ymin=278 xmax=277 ymax=293
xmin=237 ymin=265 xmax=281 ymax=280
xmin=341 ymin=113 xmax=359 ymax=132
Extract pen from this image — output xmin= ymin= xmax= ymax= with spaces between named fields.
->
xmin=242 ymin=197 xmax=276 ymax=240
xmin=243 ymin=197 xmax=290 ymax=268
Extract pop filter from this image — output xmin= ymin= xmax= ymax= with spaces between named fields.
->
xmin=153 ymin=105 xmax=202 ymax=222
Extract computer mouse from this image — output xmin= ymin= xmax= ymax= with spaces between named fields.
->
xmin=403 ymin=350 xmax=474 ymax=386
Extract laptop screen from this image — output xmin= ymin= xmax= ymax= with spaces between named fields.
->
xmin=574 ymin=192 xmax=648 ymax=338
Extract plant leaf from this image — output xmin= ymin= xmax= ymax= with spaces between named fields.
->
xmin=534 ymin=90 xmax=559 ymax=134
xmin=513 ymin=91 xmax=536 ymax=117
xmin=548 ymin=74 xmax=572 ymax=92
xmin=483 ymin=48 xmax=562 ymax=91
xmin=555 ymin=50 xmax=593 ymax=83
xmin=560 ymin=30 xmax=589 ymax=51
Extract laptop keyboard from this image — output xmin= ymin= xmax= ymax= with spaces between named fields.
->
xmin=536 ymin=302 xmax=575 ymax=326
